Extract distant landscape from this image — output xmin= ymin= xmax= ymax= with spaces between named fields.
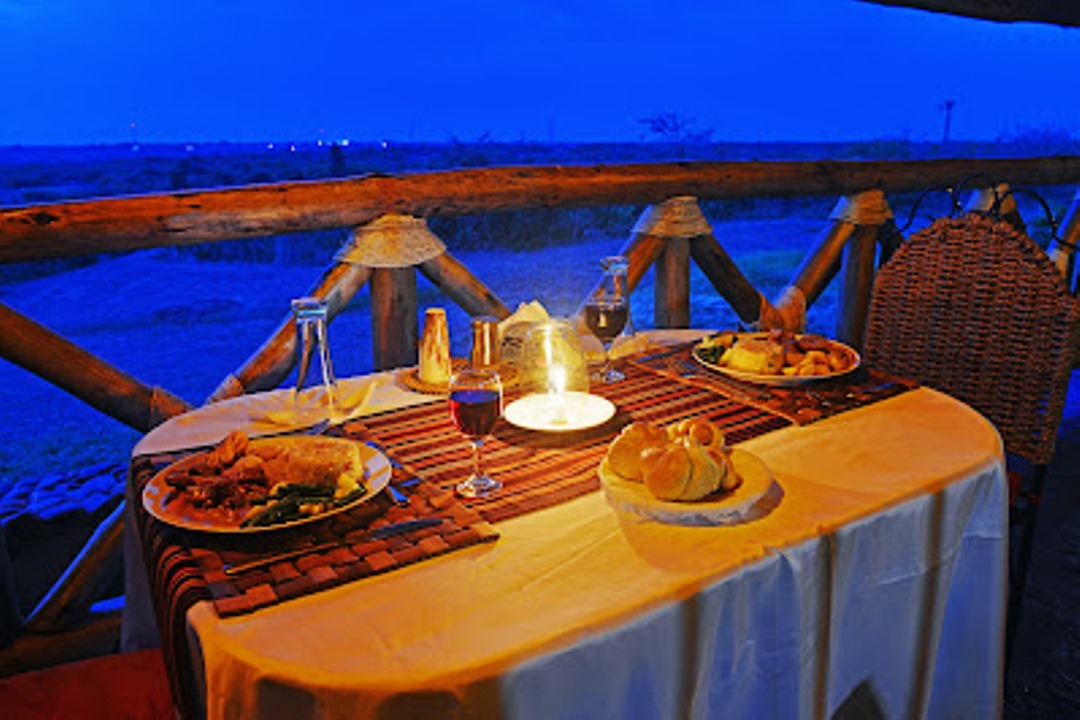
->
xmin=1 ymin=134 xmax=1077 ymax=482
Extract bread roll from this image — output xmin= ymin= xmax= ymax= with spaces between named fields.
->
xmin=607 ymin=422 xmax=667 ymax=481
xmin=680 ymin=438 xmax=722 ymax=500
xmin=707 ymin=447 xmax=741 ymax=492
xmin=672 ymin=417 xmax=726 ymax=452
xmin=642 ymin=444 xmax=692 ymax=500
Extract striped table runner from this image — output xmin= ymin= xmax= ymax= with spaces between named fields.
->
xmin=355 ymin=361 xmax=793 ymax=523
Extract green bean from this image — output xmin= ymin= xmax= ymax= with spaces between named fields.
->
xmin=271 ymin=483 xmax=336 ymax=498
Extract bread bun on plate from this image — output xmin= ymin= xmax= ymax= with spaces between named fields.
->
xmin=607 ymin=421 xmax=667 ymax=481
xmin=642 ymin=443 xmax=693 ymax=500
xmin=604 ymin=419 xmax=741 ymax=502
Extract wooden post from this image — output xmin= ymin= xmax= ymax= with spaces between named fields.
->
xmin=371 ymin=267 xmax=418 ymax=370
xmin=837 ymin=191 xmax=892 ymax=348
xmin=207 ymin=262 xmax=373 ymax=402
xmin=655 ymin=237 xmax=691 ymax=328
xmin=338 ymin=215 xmax=447 ymax=370
xmin=0 ymin=303 xmax=191 ymax=430
xmin=1047 ymin=189 xmax=1080 ymax=292
xmin=597 ymin=197 xmax=706 ymax=329
xmin=838 ymin=225 xmax=880 ymax=350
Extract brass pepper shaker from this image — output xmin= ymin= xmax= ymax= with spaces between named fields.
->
xmin=470 ymin=316 xmax=501 ymax=368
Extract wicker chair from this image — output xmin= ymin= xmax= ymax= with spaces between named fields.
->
xmin=863 ymin=212 xmax=1080 ymax=666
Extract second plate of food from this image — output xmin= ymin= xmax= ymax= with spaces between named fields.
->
xmin=692 ymin=331 xmax=860 ymax=387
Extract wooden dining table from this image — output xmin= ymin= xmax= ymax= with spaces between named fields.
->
xmin=122 ymin=331 xmax=1007 ymax=720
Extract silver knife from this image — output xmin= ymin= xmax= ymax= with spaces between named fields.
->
xmin=223 ymin=517 xmax=444 ymax=576
xmin=366 ymin=440 xmax=425 ymax=491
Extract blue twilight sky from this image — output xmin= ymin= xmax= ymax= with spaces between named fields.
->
xmin=1 ymin=0 xmax=1077 ymax=146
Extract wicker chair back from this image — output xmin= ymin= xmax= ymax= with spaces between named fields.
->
xmin=864 ymin=212 xmax=1079 ymax=466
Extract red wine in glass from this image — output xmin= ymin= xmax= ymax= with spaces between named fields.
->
xmin=584 ymin=302 xmax=628 ymax=342
xmin=448 ymin=368 xmax=503 ymax=498
xmin=450 ymin=389 xmax=501 ymax=437
xmin=584 ymin=298 xmax=628 ymax=383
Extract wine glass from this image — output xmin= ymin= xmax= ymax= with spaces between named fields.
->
xmin=448 ymin=368 xmax=504 ymax=498
xmin=291 ymin=296 xmax=338 ymax=423
xmin=584 ymin=256 xmax=631 ymax=383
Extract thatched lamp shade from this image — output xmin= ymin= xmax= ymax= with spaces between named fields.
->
xmin=336 ymin=214 xmax=446 ymax=268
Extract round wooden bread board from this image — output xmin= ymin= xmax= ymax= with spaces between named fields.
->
xmin=599 ymin=448 xmax=773 ymax=526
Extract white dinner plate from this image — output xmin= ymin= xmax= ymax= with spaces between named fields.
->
xmin=691 ymin=333 xmax=861 ymax=387
xmin=504 ymin=392 xmax=616 ymax=432
xmin=599 ymin=448 xmax=773 ymax=526
xmin=142 ymin=437 xmax=391 ymax=533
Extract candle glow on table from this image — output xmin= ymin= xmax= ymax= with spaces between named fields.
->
xmin=506 ymin=317 xmax=612 ymax=432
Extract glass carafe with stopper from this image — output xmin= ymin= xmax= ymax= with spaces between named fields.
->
xmin=291 ymin=296 xmax=338 ymax=423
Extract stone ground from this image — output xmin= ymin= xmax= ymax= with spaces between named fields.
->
xmin=1003 ymin=371 xmax=1080 ymax=717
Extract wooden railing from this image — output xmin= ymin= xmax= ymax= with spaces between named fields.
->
xmin=1 ymin=155 xmax=1079 ymax=672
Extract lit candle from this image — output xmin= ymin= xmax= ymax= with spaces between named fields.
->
xmin=548 ymin=364 xmax=568 ymax=424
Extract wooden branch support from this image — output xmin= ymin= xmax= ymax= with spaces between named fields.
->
xmin=0 ymin=303 xmax=191 ymax=431
xmin=418 ymin=252 xmax=511 ymax=320
xmin=573 ymin=219 xmax=667 ymax=323
xmin=772 ymin=191 xmax=892 ymax=334
xmin=207 ymin=261 xmax=373 ymax=403
xmin=769 ymin=210 xmax=856 ymax=331
xmin=24 ymin=502 xmax=125 ymax=633
xmin=689 ymin=235 xmax=772 ymax=327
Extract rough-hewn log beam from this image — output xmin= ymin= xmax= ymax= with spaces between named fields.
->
xmin=0 ymin=303 xmax=191 ymax=430
xmin=4 ymin=157 xmax=1079 ymax=263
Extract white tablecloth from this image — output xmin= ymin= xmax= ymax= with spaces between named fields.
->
xmin=124 ymin=334 xmax=1006 ymax=719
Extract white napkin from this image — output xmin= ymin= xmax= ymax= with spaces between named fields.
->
xmin=132 ymin=373 xmax=434 ymax=456
xmin=498 ymin=300 xmax=551 ymax=335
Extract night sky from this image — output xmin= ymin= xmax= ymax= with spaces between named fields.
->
xmin=2 ymin=0 xmax=1078 ymax=145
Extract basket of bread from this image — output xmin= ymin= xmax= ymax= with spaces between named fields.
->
xmin=598 ymin=418 xmax=774 ymax=525
xmin=692 ymin=329 xmax=859 ymax=386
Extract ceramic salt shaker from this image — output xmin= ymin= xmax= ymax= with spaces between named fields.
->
xmin=419 ymin=307 xmax=452 ymax=385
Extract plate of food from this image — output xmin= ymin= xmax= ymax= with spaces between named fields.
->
xmin=691 ymin=330 xmax=860 ymax=386
xmin=598 ymin=419 xmax=774 ymax=525
xmin=142 ymin=431 xmax=391 ymax=533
